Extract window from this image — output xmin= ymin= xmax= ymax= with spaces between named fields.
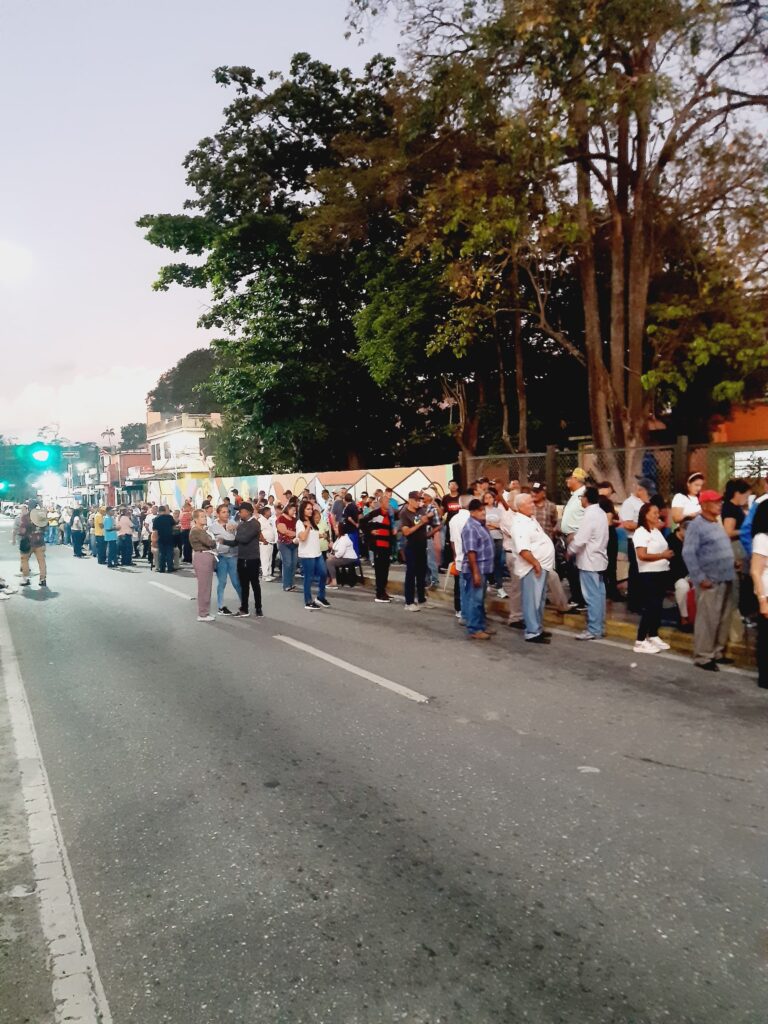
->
xmin=163 ymin=442 xmax=171 ymax=459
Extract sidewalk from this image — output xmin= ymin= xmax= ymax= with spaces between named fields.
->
xmin=380 ymin=564 xmax=758 ymax=670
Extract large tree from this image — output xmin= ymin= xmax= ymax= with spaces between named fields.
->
xmin=146 ymin=347 xmax=220 ymax=414
xmin=348 ymin=0 xmax=768 ymax=474
xmin=118 ymin=422 xmax=147 ymax=450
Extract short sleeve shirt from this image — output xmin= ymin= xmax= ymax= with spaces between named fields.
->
xmin=399 ymin=506 xmax=427 ymax=548
xmin=633 ymin=526 xmax=669 ymax=572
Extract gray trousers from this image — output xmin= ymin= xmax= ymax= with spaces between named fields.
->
xmin=504 ymin=553 xmax=522 ymax=623
xmin=693 ymin=581 xmax=734 ymax=665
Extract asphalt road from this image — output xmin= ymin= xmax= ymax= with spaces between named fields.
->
xmin=1 ymin=525 xmax=766 ymax=1023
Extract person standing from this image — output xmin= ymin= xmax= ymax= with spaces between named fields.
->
xmin=671 ymin=473 xmax=704 ymax=525
xmin=619 ymin=477 xmax=653 ymax=613
xmin=749 ymin=500 xmax=768 ymax=689
xmin=153 ymin=505 xmax=176 ymax=574
xmin=364 ymin=493 xmax=395 ymax=602
xmin=440 ymin=479 xmax=461 ymax=570
xmin=17 ymin=508 xmax=48 ymax=589
xmin=103 ymin=508 xmax=119 ymax=568
xmin=399 ymin=491 xmax=429 ymax=611
xmin=70 ymin=509 xmax=86 ymax=558
xmin=460 ymin=498 xmax=495 ymax=640
xmin=531 ymin=482 xmax=571 ymax=614
xmin=276 ymin=502 xmax=299 ymax=591
xmin=682 ymin=490 xmax=737 ymax=671
xmin=342 ymin=493 xmax=361 ymax=556
xmin=222 ymin=502 xmax=264 ymax=618
xmin=93 ymin=505 xmax=106 ymax=564
xmin=631 ymin=502 xmax=674 ymax=655
xmin=179 ymin=500 xmax=194 ymax=563
xmin=258 ymin=505 xmax=277 ymax=582
xmin=209 ymin=503 xmax=242 ymax=615
xmin=483 ymin=490 xmax=507 ymax=598
xmin=597 ymin=481 xmax=622 ymax=600
xmin=568 ymin=486 xmax=609 ymax=641
xmin=512 ymin=493 xmax=556 ymax=644
xmin=297 ymin=500 xmax=330 ymax=610
xmin=189 ymin=509 xmax=217 ymax=622
xmin=560 ymin=468 xmax=588 ymax=609
xmin=117 ymin=508 xmax=133 ymax=566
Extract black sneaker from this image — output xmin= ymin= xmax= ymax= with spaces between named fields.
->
xmin=234 ymin=609 xmax=249 ymax=617
xmin=316 ymin=597 xmax=331 ymax=608
xmin=39 ymin=580 xmax=47 ymax=588
xmin=304 ymin=602 xmax=317 ymax=611
xmin=219 ymin=606 xmax=232 ymax=616
xmin=697 ymin=660 xmax=720 ymax=672
xmin=19 ymin=580 xmax=30 ymax=587
xmin=255 ymin=610 xmax=264 ymax=618
xmin=525 ymin=633 xmax=551 ymax=644
xmin=507 ymin=619 xmax=524 ymax=629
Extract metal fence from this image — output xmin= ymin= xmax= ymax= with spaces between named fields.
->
xmin=467 ymin=440 xmax=768 ymax=504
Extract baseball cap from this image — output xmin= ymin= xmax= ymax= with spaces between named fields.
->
xmin=636 ymin=476 xmax=656 ymax=492
xmin=699 ymin=489 xmax=723 ymax=502
xmin=570 ymin=468 xmax=587 ymax=481
xmin=531 ymin=482 xmax=544 ymax=492
xmin=408 ymin=490 xmax=422 ymax=500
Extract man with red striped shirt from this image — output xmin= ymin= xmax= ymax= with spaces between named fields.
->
xmin=365 ymin=493 xmax=395 ymax=602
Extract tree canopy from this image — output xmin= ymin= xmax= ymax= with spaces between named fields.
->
xmin=146 ymin=348 xmax=220 ymax=414
xmin=119 ymin=422 xmax=147 ymax=450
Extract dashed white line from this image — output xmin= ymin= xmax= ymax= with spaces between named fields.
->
xmin=273 ymin=634 xmax=429 ymax=704
xmin=0 ymin=606 xmax=113 ymax=1024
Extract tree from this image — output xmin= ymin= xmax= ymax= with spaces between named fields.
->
xmin=348 ymin=0 xmax=768 ymax=477
xmin=119 ymin=422 xmax=147 ymax=450
xmin=146 ymin=348 xmax=220 ymax=413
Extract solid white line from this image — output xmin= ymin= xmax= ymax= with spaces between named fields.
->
xmin=0 ymin=606 xmax=113 ymax=1024
xmin=273 ymin=634 xmax=429 ymax=704
xmin=148 ymin=580 xmax=193 ymax=600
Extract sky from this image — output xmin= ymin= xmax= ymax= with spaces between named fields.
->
xmin=0 ymin=0 xmax=400 ymax=444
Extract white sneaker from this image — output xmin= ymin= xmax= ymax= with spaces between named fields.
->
xmin=197 ymin=615 xmax=215 ymax=622
xmin=404 ymin=604 xmax=420 ymax=612
xmin=0 ymin=592 xmax=11 ymax=601
xmin=648 ymin=636 xmax=670 ymax=651
xmin=633 ymin=639 xmax=658 ymax=654
xmin=455 ymin=610 xmax=463 ymax=619
xmin=496 ymin=588 xmax=508 ymax=599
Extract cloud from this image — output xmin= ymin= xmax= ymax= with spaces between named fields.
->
xmin=0 ymin=366 xmax=161 ymax=443
xmin=0 ymin=239 xmax=35 ymax=288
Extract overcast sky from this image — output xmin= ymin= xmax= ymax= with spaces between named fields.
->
xmin=0 ymin=0 xmax=399 ymax=444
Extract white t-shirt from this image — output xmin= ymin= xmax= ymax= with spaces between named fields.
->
xmin=511 ymin=512 xmax=556 ymax=578
xmin=297 ymin=525 xmax=322 ymax=558
xmin=258 ymin=515 xmax=277 ymax=545
xmin=633 ymin=526 xmax=669 ymax=572
xmin=619 ymin=494 xmax=644 ymax=525
xmin=331 ymin=534 xmax=356 ymax=560
xmin=752 ymin=533 xmax=768 ymax=596
xmin=671 ymin=493 xmax=700 ymax=518
xmin=449 ymin=508 xmax=471 ymax=572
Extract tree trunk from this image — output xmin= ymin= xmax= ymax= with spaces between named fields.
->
xmin=512 ymin=268 xmax=527 ymax=452
xmin=494 ymin=332 xmax=514 ymax=454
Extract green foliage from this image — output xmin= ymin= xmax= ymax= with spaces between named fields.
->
xmin=146 ymin=348 xmax=220 ymax=413
xmin=118 ymin=422 xmax=147 ymax=450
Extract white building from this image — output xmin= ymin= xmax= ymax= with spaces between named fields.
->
xmin=146 ymin=412 xmax=222 ymax=476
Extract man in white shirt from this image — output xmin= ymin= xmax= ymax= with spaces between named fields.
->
xmin=498 ymin=498 xmax=523 ymax=627
xmin=258 ymin=506 xmax=277 ymax=580
xmin=619 ymin=477 xmax=653 ymax=612
xmin=448 ymin=497 xmax=472 ymax=619
xmin=569 ymin=486 xmax=609 ymax=640
xmin=512 ymin=493 xmax=556 ymax=643
xmin=560 ymin=467 xmax=588 ymax=609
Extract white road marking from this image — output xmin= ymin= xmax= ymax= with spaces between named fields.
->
xmin=273 ymin=634 xmax=429 ymax=704
xmin=0 ymin=606 xmax=113 ymax=1024
xmin=149 ymin=580 xmax=193 ymax=600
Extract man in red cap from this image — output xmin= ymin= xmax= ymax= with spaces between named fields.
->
xmin=682 ymin=490 xmax=737 ymax=671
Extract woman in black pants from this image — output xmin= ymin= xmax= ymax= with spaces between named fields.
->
xmin=632 ymin=503 xmax=674 ymax=655
xmin=749 ymin=500 xmax=768 ymax=689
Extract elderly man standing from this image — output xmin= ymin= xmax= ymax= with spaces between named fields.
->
xmin=460 ymin=498 xmax=495 ymax=640
xmin=531 ymin=482 xmax=572 ymax=614
xmin=682 ymin=490 xmax=737 ymax=671
xmin=561 ymin=468 xmax=588 ymax=609
xmin=512 ymin=493 xmax=556 ymax=644
xmin=569 ymin=486 xmax=609 ymax=640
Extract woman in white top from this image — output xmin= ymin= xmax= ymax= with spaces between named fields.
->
xmin=297 ymin=500 xmax=330 ymax=610
xmin=483 ymin=490 xmax=507 ymax=598
xmin=671 ymin=473 xmax=704 ymax=525
xmin=325 ymin=525 xmax=359 ymax=588
xmin=749 ymin=500 xmax=768 ymax=689
xmin=633 ymin=503 xmax=675 ymax=654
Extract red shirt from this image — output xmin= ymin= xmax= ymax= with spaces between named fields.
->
xmin=276 ymin=514 xmax=296 ymax=541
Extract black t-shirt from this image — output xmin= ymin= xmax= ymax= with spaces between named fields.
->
xmin=343 ymin=501 xmax=359 ymax=528
xmin=442 ymin=494 xmax=461 ymax=522
xmin=399 ymin=506 xmax=427 ymax=548
xmin=153 ymin=513 xmax=175 ymax=543
xmin=721 ymin=501 xmax=745 ymax=531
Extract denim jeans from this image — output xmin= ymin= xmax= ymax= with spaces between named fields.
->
xmin=96 ymin=535 xmax=106 ymax=564
xmin=216 ymin=556 xmax=242 ymax=609
xmin=579 ymin=569 xmax=606 ymax=637
xmin=426 ymin=540 xmax=439 ymax=585
xmin=492 ymin=538 xmax=505 ymax=587
xmin=521 ymin=568 xmax=548 ymax=638
xmin=301 ymin=556 xmax=327 ymax=604
xmin=118 ymin=535 xmax=133 ymax=565
xmin=158 ymin=541 xmax=175 ymax=573
xmin=279 ymin=542 xmax=298 ymax=590
xmin=460 ymin=574 xmax=487 ymax=634
xmin=106 ymin=539 xmax=118 ymax=567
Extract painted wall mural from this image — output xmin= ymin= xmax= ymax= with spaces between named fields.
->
xmin=147 ymin=464 xmax=455 ymax=510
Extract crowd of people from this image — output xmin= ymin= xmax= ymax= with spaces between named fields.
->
xmin=2 ymin=469 xmax=767 ymax=689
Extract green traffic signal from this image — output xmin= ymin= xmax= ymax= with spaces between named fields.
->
xmin=15 ymin=443 xmax=61 ymax=470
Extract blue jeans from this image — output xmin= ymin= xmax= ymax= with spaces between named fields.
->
xmin=521 ymin=568 xmax=548 ymax=639
xmin=158 ymin=541 xmax=174 ymax=573
xmin=579 ymin=569 xmax=606 ymax=637
xmin=119 ymin=535 xmax=133 ymax=565
xmin=279 ymin=542 xmax=298 ymax=590
xmin=492 ymin=538 xmax=505 ymax=587
xmin=96 ymin=535 xmax=106 ymax=564
xmin=216 ymin=556 xmax=242 ymax=609
xmin=426 ymin=539 xmax=439 ymax=585
xmin=460 ymin=574 xmax=487 ymax=634
xmin=301 ymin=556 xmax=326 ymax=604
xmin=106 ymin=539 xmax=118 ymax=567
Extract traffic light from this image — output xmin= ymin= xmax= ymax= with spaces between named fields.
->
xmin=15 ymin=442 xmax=62 ymax=471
